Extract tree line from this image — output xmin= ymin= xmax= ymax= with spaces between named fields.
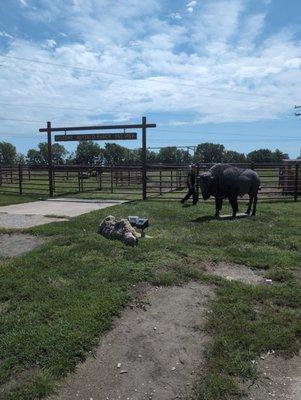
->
xmin=0 ymin=140 xmax=290 ymax=166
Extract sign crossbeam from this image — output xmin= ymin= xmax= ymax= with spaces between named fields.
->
xmin=40 ymin=123 xmax=156 ymax=133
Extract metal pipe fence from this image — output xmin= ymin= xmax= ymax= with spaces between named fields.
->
xmin=0 ymin=162 xmax=300 ymax=202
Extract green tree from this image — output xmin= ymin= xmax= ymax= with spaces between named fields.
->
xmin=195 ymin=143 xmax=225 ymax=163
xmin=146 ymin=149 xmax=158 ymax=164
xmin=38 ymin=143 xmax=68 ymax=164
xmin=16 ymin=153 xmax=26 ymax=164
xmin=223 ymin=150 xmax=246 ymax=163
xmin=75 ymin=141 xmax=101 ymax=164
xmin=157 ymin=147 xmax=186 ymax=164
xmin=247 ymin=149 xmax=273 ymax=163
xmin=125 ymin=148 xmax=158 ymax=165
xmin=0 ymin=142 xmax=17 ymax=165
xmin=271 ymin=149 xmax=289 ymax=162
xmin=27 ymin=143 xmax=68 ymax=164
xmin=27 ymin=149 xmax=43 ymax=164
xmin=102 ymin=143 xmax=127 ymax=165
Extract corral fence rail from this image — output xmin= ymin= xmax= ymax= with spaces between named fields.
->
xmin=0 ymin=161 xmax=300 ymax=202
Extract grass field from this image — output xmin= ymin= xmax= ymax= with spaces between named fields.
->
xmin=0 ymin=194 xmax=40 ymax=207
xmin=0 ymin=195 xmax=300 ymax=399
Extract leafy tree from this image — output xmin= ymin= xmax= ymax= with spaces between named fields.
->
xmin=145 ymin=149 xmax=158 ymax=164
xmin=246 ymin=148 xmax=288 ymax=163
xmin=223 ymin=150 xmax=246 ymax=163
xmin=0 ymin=142 xmax=17 ymax=165
xmin=125 ymin=148 xmax=141 ymax=165
xmin=177 ymin=149 xmax=193 ymax=164
xmin=39 ymin=142 xmax=68 ymax=164
xmin=65 ymin=152 xmax=76 ymax=165
xmin=247 ymin=149 xmax=272 ymax=163
xmin=271 ymin=149 xmax=289 ymax=162
xmin=156 ymin=147 xmax=191 ymax=164
xmin=102 ymin=143 xmax=127 ymax=165
xmin=27 ymin=149 xmax=43 ymax=165
xmin=27 ymin=142 xmax=68 ymax=164
xmin=16 ymin=153 xmax=26 ymax=164
xmin=75 ymin=141 xmax=101 ymax=164
xmin=194 ymin=143 xmax=225 ymax=163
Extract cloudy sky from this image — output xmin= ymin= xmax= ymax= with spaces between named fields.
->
xmin=0 ymin=0 xmax=300 ymax=157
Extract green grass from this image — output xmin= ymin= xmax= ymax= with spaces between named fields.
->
xmin=0 ymin=196 xmax=300 ymax=399
xmin=0 ymin=194 xmax=40 ymax=207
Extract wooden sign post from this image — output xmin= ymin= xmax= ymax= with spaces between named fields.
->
xmin=39 ymin=117 xmax=156 ymax=199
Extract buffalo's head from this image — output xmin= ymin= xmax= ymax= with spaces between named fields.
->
xmin=198 ymin=172 xmax=213 ymax=200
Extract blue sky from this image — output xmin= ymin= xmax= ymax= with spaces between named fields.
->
xmin=0 ymin=0 xmax=300 ymax=157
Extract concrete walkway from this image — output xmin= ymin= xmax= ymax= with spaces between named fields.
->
xmin=0 ymin=198 xmax=125 ymax=229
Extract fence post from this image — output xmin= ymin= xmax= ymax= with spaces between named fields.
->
xmin=53 ymin=169 xmax=56 ymax=193
xmin=99 ymin=170 xmax=102 ymax=191
xmin=47 ymin=121 xmax=54 ymax=197
xmin=18 ymin=163 xmax=23 ymax=195
xmin=294 ymin=162 xmax=299 ymax=202
xmin=0 ymin=165 xmax=2 ymax=187
xmin=81 ymin=166 xmax=84 ymax=192
xmin=77 ymin=170 xmax=81 ymax=192
xmin=196 ymin=163 xmax=200 ymax=201
xmin=110 ymin=165 xmax=113 ymax=194
xmin=159 ymin=168 xmax=162 ymax=195
xmin=142 ymin=116 xmax=147 ymax=200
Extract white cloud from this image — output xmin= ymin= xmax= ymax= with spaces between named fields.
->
xmin=0 ymin=0 xmax=300 ymax=137
xmin=170 ymin=12 xmax=182 ymax=20
xmin=45 ymin=39 xmax=57 ymax=48
xmin=187 ymin=1 xmax=197 ymax=13
xmin=0 ymin=31 xmax=14 ymax=39
xmin=239 ymin=13 xmax=266 ymax=49
xmin=19 ymin=0 xmax=28 ymax=6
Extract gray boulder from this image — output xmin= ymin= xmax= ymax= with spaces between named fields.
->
xmin=98 ymin=215 xmax=139 ymax=246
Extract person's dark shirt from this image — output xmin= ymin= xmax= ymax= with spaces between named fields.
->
xmin=187 ymin=171 xmax=196 ymax=189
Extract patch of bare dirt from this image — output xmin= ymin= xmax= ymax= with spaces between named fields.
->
xmin=0 ymin=234 xmax=46 ymax=258
xmin=247 ymin=351 xmax=301 ymax=400
xmin=0 ymin=366 xmax=41 ymax=395
xmin=49 ymin=283 xmax=215 ymax=400
xmin=0 ymin=300 xmax=9 ymax=313
xmin=203 ymin=262 xmax=266 ymax=285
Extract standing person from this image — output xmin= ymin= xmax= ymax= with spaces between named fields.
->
xmin=181 ymin=164 xmax=198 ymax=205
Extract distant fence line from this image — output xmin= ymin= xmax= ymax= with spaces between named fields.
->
xmin=0 ymin=161 xmax=300 ymax=202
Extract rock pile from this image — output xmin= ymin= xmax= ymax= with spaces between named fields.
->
xmin=98 ymin=215 xmax=139 ymax=246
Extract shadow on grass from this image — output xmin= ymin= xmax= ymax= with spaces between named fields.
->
xmin=192 ymin=213 xmax=251 ymax=223
xmin=191 ymin=215 xmax=217 ymax=223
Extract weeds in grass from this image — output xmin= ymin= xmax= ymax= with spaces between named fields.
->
xmin=0 ymin=197 xmax=300 ymax=399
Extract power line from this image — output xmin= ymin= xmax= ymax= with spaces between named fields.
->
xmin=157 ymin=128 xmax=299 ymax=139
xmin=295 ymin=105 xmax=301 ymax=116
xmin=0 ymin=54 xmax=295 ymax=103
xmin=0 ymin=101 xmax=112 ymax=112
xmin=0 ymin=117 xmax=44 ymax=123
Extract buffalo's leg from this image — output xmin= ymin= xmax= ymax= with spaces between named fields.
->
xmin=252 ymin=194 xmax=258 ymax=216
xmin=229 ymin=196 xmax=239 ymax=218
xmin=215 ymin=197 xmax=223 ymax=218
xmin=246 ymin=194 xmax=254 ymax=215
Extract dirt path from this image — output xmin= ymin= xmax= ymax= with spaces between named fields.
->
xmin=203 ymin=262 xmax=266 ymax=285
xmin=0 ymin=234 xmax=46 ymax=257
xmin=0 ymin=198 xmax=125 ymax=229
xmin=247 ymin=351 xmax=301 ymax=400
xmin=49 ymin=283 xmax=215 ymax=400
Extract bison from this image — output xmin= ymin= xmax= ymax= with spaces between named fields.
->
xmin=198 ymin=164 xmax=261 ymax=218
